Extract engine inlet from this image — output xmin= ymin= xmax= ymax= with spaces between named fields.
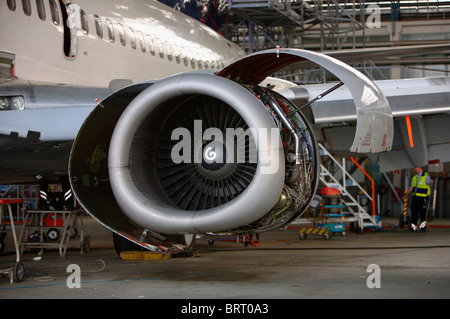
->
xmin=107 ymin=72 xmax=285 ymax=233
xmin=155 ymin=95 xmax=257 ymax=211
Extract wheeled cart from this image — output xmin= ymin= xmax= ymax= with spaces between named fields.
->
xmin=322 ymin=213 xmax=347 ymax=236
xmin=299 ymin=227 xmax=330 ymax=240
xmin=19 ymin=209 xmax=89 ymax=258
xmin=0 ymin=199 xmax=25 ymax=283
xmin=298 ymin=196 xmax=346 ymax=240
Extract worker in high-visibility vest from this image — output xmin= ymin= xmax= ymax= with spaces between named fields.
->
xmin=403 ymin=167 xmax=433 ymax=232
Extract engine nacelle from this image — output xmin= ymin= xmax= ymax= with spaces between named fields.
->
xmin=69 ymin=71 xmax=318 ymax=241
xmin=70 ymin=48 xmax=390 ymax=247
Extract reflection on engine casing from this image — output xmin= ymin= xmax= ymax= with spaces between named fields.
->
xmin=69 ymin=72 xmax=319 ymax=243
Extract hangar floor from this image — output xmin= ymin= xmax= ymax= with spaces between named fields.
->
xmin=0 ymin=216 xmax=449 ymax=300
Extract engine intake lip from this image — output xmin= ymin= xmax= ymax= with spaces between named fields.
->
xmin=108 ymin=72 xmax=285 ymax=234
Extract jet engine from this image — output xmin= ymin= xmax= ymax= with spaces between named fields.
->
xmin=69 ymin=48 xmax=391 ymax=250
xmin=69 ymin=71 xmax=318 ymax=242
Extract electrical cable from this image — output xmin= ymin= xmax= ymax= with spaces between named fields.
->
xmin=25 ymin=258 xmax=106 ymax=282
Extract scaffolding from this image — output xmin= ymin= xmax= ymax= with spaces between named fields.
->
xmin=227 ymin=0 xmax=367 ymax=53
xmin=225 ymin=0 xmax=450 ymax=82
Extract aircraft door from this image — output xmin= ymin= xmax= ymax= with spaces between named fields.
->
xmin=59 ymin=0 xmax=79 ymax=60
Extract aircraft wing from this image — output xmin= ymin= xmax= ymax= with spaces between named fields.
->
xmin=277 ymin=76 xmax=450 ymax=172
xmin=268 ymin=44 xmax=450 ymax=172
xmin=325 ymin=43 xmax=450 ymax=64
xmin=279 ymin=43 xmax=450 ymax=69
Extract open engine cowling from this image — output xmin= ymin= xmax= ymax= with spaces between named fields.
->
xmin=69 ymin=48 xmax=390 ymax=247
xmin=69 ymin=71 xmax=317 ymax=239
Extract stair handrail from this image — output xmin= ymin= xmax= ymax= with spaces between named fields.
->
xmin=318 ymin=144 xmax=371 ymax=200
xmin=349 ymin=157 xmax=376 ymax=218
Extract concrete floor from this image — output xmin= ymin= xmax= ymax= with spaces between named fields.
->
xmin=0 ymin=216 xmax=449 ymax=301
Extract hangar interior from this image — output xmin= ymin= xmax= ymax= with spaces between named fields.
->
xmin=0 ymin=0 xmax=450 ymax=298
xmin=1 ymin=0 xmax=449 ymax=241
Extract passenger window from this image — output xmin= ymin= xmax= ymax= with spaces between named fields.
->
xmin=189 ymin=50 xmax=196 ymax=69
xmin=7 ymin=0 xmax=16 ymax=11
xmin=36 ymin=0 xmax=45 ymax=20
xmin=94 ymin=15 xmax=102 ymax=39
xmin=80 ymin=10 xmax=88 ymax=34
xmin=137 ymin=32 xmax=146 ymax=53
xmin=164 ymin=41 xmax=172 ymax=61
xmin=129 ymin=28 xmax=136 ymax=50
xmin=181 ymin=48 xmax=188 ymax=67
xmin=106 ymin=19 xmax=114 ymax=43
xmin=117 ymin=24 xmax=125 ymax=46
xmin=173 ymin=45 xmax=180 ymax=64
xmin=22 ymin=0 xmax=31 ymax=16
xmin=49 ymin=0 xmax=59 ymax=25
xmin=156 ymin=38 xmax=164 ymax=59
xmin=148 ymin=36 xmax=155 ymax=55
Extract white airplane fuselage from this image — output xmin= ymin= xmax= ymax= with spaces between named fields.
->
xmin=0 ymin=0 xmax=244 ymax=87
xmin=0 ymin=0 xmax=245 ymax=183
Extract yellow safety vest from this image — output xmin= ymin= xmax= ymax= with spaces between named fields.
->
xmin=412 ymin=172 xmax=431 ymax=197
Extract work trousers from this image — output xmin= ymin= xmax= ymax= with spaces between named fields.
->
xmin=411 ymin=195 xmax=428 ymax=227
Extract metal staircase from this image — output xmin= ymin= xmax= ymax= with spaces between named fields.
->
xmin=317 ymin=143 xmax=381 ymax=231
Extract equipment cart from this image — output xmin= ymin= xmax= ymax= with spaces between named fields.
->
xmin=319 ymin=213 xmax=346 ymax=236
xmin=0 ymin=199 xmax=25 ymax=282
xmin=19 ymin=209 xmax=89 ymax=258
xmin=298 ymin=196 xmax=346 ymax=240
xmin=299 ymin=195 xmax=331 ymax=240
